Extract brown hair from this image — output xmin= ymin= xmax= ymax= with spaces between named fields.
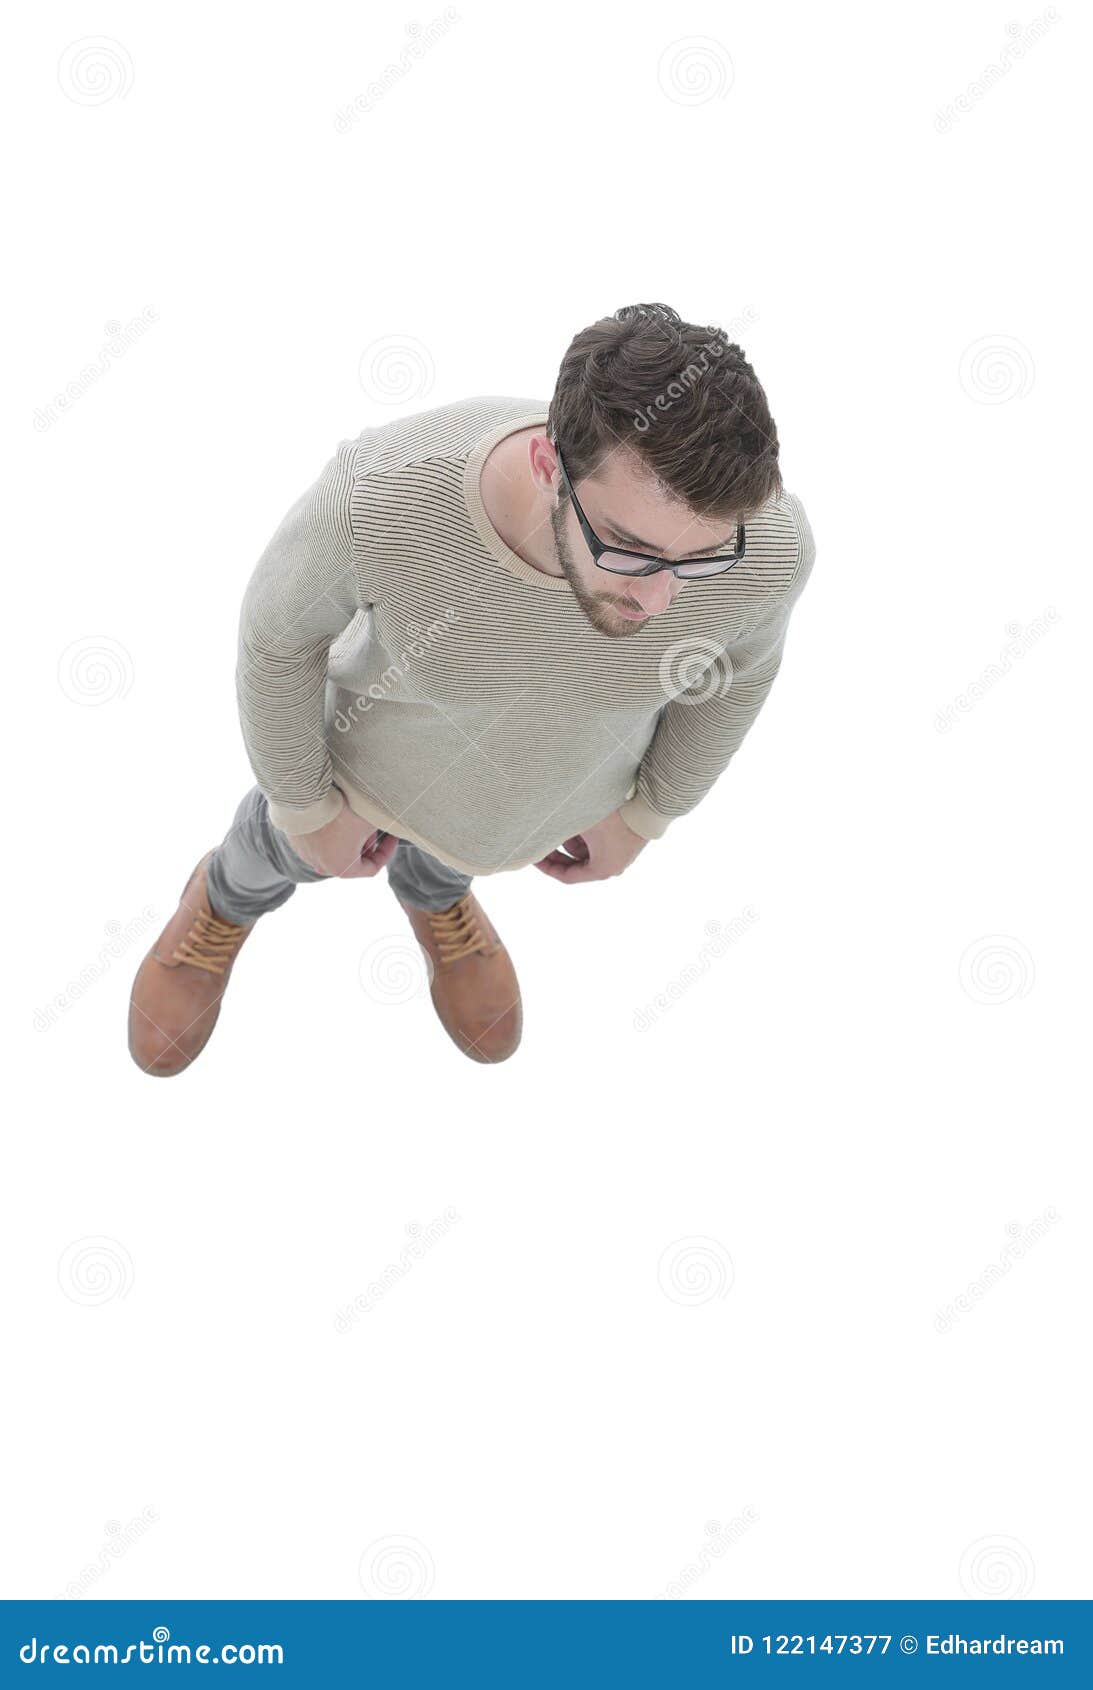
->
xmin=546 ymin=302 xmax=782 ymax=520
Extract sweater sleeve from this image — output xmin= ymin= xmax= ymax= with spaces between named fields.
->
xmin=236 ymin=438 xmax=369 ymax=835
xmin=618 ymin=492 xmax=816 ymax=841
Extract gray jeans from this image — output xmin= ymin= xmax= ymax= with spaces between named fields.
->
xmin=206 ymin=786 xmax=472 ymax=925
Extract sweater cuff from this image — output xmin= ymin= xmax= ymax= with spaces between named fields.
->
xmin=266 ymin=787 xmax=345 ymax=836
xmin=618 ymin=793 xmax=673 ymax=841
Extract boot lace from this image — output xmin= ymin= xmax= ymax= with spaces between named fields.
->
xmin=171 ymin=906 xmax=248 ymax=976
xmin=427 ymin=896 xmax=492 ymax=965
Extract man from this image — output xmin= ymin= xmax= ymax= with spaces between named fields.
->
xmin=128 ymin=303 xmax=816 ymax=1074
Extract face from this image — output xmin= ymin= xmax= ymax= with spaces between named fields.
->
xmin=542 ymin=442 xmax=741 ymax=639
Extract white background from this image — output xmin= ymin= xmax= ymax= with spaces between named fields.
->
xmin=6 ymin=0 xmax=1089 ymax=1602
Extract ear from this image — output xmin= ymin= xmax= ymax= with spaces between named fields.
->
xmin=529 ymin=433 xmax=562 ymax=499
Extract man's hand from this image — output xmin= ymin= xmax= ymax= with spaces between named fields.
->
xmin=534 ymin=808 xmax=648 ymax=885
xmin=283 ymin=792 xmax=399 ymax=879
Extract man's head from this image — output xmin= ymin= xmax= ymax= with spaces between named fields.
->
xmin=535 ymin=302 xmax=781 ymax=637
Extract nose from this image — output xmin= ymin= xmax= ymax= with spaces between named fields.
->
xmin=627 ymin=573 xmax=676 ymax=615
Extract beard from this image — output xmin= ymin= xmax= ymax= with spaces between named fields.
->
xmin=549 ymin=500 xmax=647 ymax=639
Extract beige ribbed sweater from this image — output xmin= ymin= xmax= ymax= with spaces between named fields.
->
xmin=236 ymin=397 xmax=815 ymax=876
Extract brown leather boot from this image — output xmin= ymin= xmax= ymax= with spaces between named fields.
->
xmin=398 ymin=891 xmax=522 ymax=1063
xmin=128 ymin=853 xmax=252 ymax=1077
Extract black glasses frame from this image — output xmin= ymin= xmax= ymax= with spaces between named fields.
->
xmin=554 ymin=443 xmax=745 ymax=579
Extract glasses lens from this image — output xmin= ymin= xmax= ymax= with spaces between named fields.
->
xmin=596 ymin=542 xmax=743 ymax=578
xmin=597 ymin=550 xmax=651 ymax=576
xmin=674 ymin=553 xmax=740 ymax=579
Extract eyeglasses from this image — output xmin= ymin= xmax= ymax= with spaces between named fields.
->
xmin=554 ymin=443 xmax=745 ymax=579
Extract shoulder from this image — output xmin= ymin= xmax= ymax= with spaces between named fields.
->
xmin=348 ymin=396 xmax=549 ymax=481
xmin=783 ymin=490 xmax=816 ymax=586
xmin=745 ymin=488 xmax=816 ymax=607
xmin=731 ymin=488 xmax=815 ymax=600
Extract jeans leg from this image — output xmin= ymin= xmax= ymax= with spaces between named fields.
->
xmin=206 ymin=786 xmax=329 ymax=925
xmin=387 ymin=839 xmax=473 ymax=912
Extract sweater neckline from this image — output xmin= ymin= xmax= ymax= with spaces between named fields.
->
xmin=462 ymin=409 xmax=573 ymax=592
